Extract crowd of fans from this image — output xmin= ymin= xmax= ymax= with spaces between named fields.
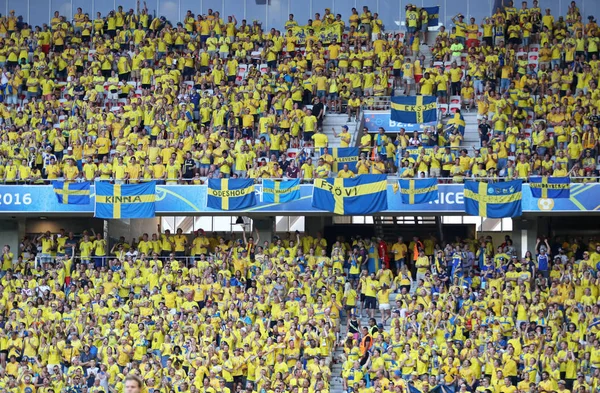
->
xmin=396 ymin=0 xmax=600 ymax=182
xmin=0 ymin=2 xmax=599 ymax=393
xmin=0 ymin=1 xmax=392 ymax=185
xmin=5 ymin=225 xmax=600 ymax=393
xmin=0 ymin=1 xmax=594 ymax=184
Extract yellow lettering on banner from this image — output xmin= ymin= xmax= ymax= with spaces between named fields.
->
xmin=315 ymin=178 xmax=387 ymax=215
xmin=336 ymin=156 xmax=357 ymax=163
xmin=530 ymin=176 xmax=568 ymax=198
xmin=207 ymin=180 xmax=256 ymax=210
xmin=390 ymin=96 xmax=437 ymax=123
xmin=208 ymin=189 xmax=252 ymax=197
xmin=400 ymin=180 xmax=437 ymax=204
xmin=96 ymin=190 xmax=156 ymax=219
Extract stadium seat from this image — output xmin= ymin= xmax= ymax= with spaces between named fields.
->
xmin=449 ymin=103 xmax=461 ymax=113
xmin=449 ymin=95 xmax=461 ymax=105
xmin=530 ymin=44 xmax=540 ymax=52
xmin=259 ymin=63 xmax=269 ymax=73
xmin=437 ymin=103 xmax=449 ymax=116
xmin=528 ymin=52 xmax=539 ymax=62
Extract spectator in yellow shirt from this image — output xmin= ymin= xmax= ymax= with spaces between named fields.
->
xmin=337 ymin=164 xmax=356 ymax=178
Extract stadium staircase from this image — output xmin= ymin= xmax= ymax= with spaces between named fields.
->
xmin=335 ymin=291 xmax=400 ymax=393
xmin=462 ymin=111 xmax=481 ymax=146
xmin=322 ymin=112 xmax=361 ymax=148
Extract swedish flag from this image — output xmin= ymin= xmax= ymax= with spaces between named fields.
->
xmin=464 ymin=180 xmax=523 ymax=218
xmin=399 ymin=178 xmax=439 ymax=204
xmin=208 ymin=179 xmax=257 ymax=210
xmin=320 ymin=147 xmax=359 ymax=172
xmin=423 ymin=6 xmax=440 ymax=27
xmin=95 ymin=182 xmax=156 ymax=219
xmin=312 ymin=174 xmax=388 ymax=215
xmin=53 ymin=181 xmax=91 ymax=205
xmin=529 ymin=176 xmax=570 ymax=198
xmin=391 ymin=96 xmax=437 ymax=124
xmin=263 ymin=179 xmax=300 ymax=203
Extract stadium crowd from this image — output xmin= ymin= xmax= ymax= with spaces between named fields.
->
xmin=5 ymin=225 xmax=600 ymax=393
xmin=0 ymin=1 xmax=599 ymax=393
xmin=0 ymin=0 xmax=595 ymax=185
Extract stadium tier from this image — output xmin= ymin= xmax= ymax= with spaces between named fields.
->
xmin=0 ymin=2 xmax=599 ymax=393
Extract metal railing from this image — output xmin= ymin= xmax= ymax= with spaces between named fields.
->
xmin=8 ymin=175 xmax=600 ymax=186
xmin=33 ymin=254 xmax=205 ymax=270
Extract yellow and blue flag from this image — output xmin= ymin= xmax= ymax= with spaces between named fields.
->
xmin=320 ymin=147 xmax=359 ymax=172
xmin=399 ymin=178 xmax=439 ymax=204
xmin=529 ymin=176 xmax=570 ymax=198
xmin=263 ymin=179 xmax=300 ymax=203
xmin=448 ymin=111 xmax=466 ymax=135
xmin=464 ymin=180 xmax=523 ymax=218
xmin=312 ymin=174 xmax=388 ymax=215
xmin=423 ymin=6 xmax=440 ymax=26
xmin=95 ymin=182 xmax=156 ymax=219
xmin=208 ymin=179 xmax=257 ymax=210
xmin=53 ymin=181 xmax=91 ymax=205
xmin=391 ymin=96 xmax=437 ymax=124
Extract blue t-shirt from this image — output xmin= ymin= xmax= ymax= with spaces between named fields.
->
xmin=537 ymin=253 xmax=549 ymax=271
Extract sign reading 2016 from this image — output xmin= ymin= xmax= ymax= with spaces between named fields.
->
xmin=0 ymin=192 xmax=32 ymax=205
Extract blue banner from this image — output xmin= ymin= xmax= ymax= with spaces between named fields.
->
xmin=399 ymin=178 xmax=439 ymax=204
xmin=312 ymin=175 xmax=388 ymax=215
xmin=423 ymin=6 xmax=440 ymax=27
xmin=464 ymin=180 xmax=523 ymax=218
xmin=263 ymin=179 xmax=300 ymax=203
xmin=207 ymin=179 xmax=257 ymax=211
xmin=0 ymin=183 xmax=598 ymax=215
xmin=391 ymin=96 xmax=437 ymax=124
xmin=52 ymin=181 xmax=90 ymax=205
xmin=95 ymin=182 xmax=156 ymax=219
xmin=320 ymin=147 xmax=359 ymax=172
xmin=363 ymin=111 xmax=437 ymax=133
xmin=530 ymin=176 xmax=570 ymax=199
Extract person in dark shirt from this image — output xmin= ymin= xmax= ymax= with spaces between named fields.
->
xmin=182 ymin=152 xmax=195 ymax=182
xmin=312 ymin=97 xmax=325 ymax=128
xmin=285 ymin=160 xmax=299 ymax=178
xmin=478 ymin=117 xmax=491 ymax=146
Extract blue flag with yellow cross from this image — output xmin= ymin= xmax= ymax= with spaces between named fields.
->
xmin=95 ymin=182 xmax=156 ymax=219
xmin=529 ymin=176 xmax=570 ymax=199
xmin=320 ymin=147 xmax=359 ymax=172
xmin=464 ymin=180 xmax=523 ymax=218
xmin=208 ymin=179 xmax=257 ymax=210
xmin=398 ymin=178 xmax=439 ymax=204
xmin=263 ymin=179 xmax=300 ymax=203
xmin=53 ymin=181 xmax=91 ymax=205
xmin=312 ymin=174 xmax=388 ymax=215
xmin=391 ymin=96 xmax=437 ymax=124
